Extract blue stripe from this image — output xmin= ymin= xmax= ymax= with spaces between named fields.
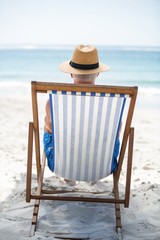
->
xmin=117 ymin=97 xmax=126 ymax=142
xmin=111 ymin=97 xmax=126 ymax=173
xmin=118 ymin=98 xmax=126 ymax=133
xmin=108 ymin=98 xmax=122 ymax=173
xmin=52 ymin=90 xmax=57 ymax=94
xmin=91 ymin=92 xmax=96 ymax=96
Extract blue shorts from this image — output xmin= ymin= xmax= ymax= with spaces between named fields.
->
xmin=43 ymin=132 xmax=54 ymax=172
xmin=111 ymin=137 xmax=120 ymax=173
xmin=43 ymin=132 xmax=120 ymax=173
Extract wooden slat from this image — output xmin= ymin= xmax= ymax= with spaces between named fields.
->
xmin=117 ymin=86 xmax=137 ymax=180
xmin=125 ymin=128 xmax=134 ymax=208
xmin=30 ymin=194 xmax=125 ymax=204
xmin=31 ymin=81 xmax=138 ymax=96
xmin=26 ymin=122 xmax=34 ymax=203
xmin=31 ymin=82 xmax=41 ymax=178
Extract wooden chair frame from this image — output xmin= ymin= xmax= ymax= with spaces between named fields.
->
xmin=26 ymin=81 xmax=138 ymax=237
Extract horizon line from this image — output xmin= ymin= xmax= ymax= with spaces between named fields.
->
xmin=0 ymin=43 xmax=160 ymax=50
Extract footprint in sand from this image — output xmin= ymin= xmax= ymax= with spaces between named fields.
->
xmin=143 ymin=164 xmax=154 ymax=170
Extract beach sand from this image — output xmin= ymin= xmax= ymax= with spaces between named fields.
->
xmin=0 ymin=85 xmax=160 ymax=240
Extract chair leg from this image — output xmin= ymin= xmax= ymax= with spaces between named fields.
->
xmin=125 ymin=127 xmax=134 ymax=208
xmin=29 ymin=151 xmax=46 ymax=236
xmin=26 ymin=122 xmax=34 ymax=203
xmin=113 ymin=173 xmax=122 ymax=231
xmin=29 ymin=199 xmax=40 ymax=236
xmin=115 ymin=203 xmax=121 ymax=230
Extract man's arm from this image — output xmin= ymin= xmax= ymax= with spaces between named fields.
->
xmin=44 ymin=99 xmax=52 ymax=133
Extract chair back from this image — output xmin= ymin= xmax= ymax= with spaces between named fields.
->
xmin=47 ymin=85 xmax=136 ymax=181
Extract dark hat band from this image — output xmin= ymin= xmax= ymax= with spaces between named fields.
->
xmin=70 ymin=61 xmax=99 ymax=70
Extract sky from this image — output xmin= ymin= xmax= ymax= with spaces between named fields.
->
xmin=0 ymin=0 xmax=160 ymax=47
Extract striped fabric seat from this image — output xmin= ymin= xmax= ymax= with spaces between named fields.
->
xmin=49 ymin=90 xmax=128 ymax=181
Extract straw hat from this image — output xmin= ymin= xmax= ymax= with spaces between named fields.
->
xmin=60 ymin=44 xmax=110 ymax=75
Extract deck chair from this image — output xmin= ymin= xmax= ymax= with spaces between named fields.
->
xmin=26 ymin=81 xmax=138 ymax=237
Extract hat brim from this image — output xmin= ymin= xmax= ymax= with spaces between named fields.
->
xmin=60 ymin=61 xmax=110 ymax=75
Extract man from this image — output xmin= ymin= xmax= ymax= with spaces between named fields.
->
xmin=44 ymin=44 xmax=111 ymax=172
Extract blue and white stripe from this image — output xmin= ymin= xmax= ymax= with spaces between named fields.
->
xmin=49 ymin=90 xmax=128 ymax=181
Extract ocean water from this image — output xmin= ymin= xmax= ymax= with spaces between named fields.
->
xmin=0 ymin=46 xmax=160 ymax=100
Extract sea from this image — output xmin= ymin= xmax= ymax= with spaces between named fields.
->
xmin=0 ymin=45 xmax=160 ymax=108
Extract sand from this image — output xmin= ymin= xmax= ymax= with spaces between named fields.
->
xmin=0 ymin=84 xmax=160 ymax=240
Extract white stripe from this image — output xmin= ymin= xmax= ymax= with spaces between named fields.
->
xmin=72 ymin=96 xmax=81 ymax=179
xmin=58 ymin=94 xmax=64 ymax=176
xmin=65 ymin=95 xmax=72 ymax=178
xmin=80 ymin=96 xmax=90 ymax=180
xmin=95 ymin=97 xmax=109 ymax=179
xmin=54 ymin=95 xmax=60 ymax=176
xmin=88 ymin=97 xmax=99 ymax=179
xmin=103 ymin=98 xmax=118 ymax=176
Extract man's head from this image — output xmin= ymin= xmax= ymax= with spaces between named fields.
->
xmin=71 ymin=73 xmax=98 ymax=85
xmin=60 ymin=44 xmax=110 ymax=80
